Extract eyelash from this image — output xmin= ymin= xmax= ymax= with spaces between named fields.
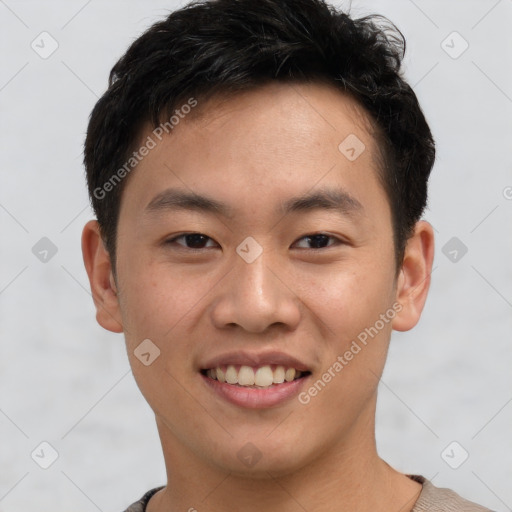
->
xmin=164 ymin=232 xmax=345 ymax=252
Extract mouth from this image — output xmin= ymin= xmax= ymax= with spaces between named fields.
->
xmin=200 ymin=364 xmax=311 ymax=389
xmin=199 ymin=351 xmax=313 ymax=408
xmin=200 ymin=364 xmax=312 ymax=409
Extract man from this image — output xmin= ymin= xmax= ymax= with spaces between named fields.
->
xmin=81 ymin=0 xmax=493 ymax=510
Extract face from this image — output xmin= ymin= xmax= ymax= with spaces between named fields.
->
xmin=83 ymin=81 xmax=433 ymax=478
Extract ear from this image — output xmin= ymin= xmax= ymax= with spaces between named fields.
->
xmin=392 ymin=220 xmax=435 ymax=331
xmin=81 ymin=220 xmax=124 ymax=333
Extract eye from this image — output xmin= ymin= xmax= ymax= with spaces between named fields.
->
xmin=293 ymin=233 xmax=343 ymax=250
xmin=165 ymin=233 xmax=218 ymax=250
xmin=165 ymin=232 xmax=344 ymax=252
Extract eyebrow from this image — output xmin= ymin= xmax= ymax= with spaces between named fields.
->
xmin=144 ymin=186 xmax=363 ymax=219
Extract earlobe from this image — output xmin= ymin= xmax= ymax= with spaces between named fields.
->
xmin=392 ymin=220 xmax=435 ymax=332
xmin=81 ymin=220 xmax=124 ymax=333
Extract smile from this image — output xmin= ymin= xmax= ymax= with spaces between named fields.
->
xmin=201 ymin=364 xmax=310 ymax=388
xmin=200 ymin=364 xmax=311 ymax=409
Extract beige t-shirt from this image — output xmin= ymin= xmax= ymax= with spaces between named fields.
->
xmin=407 ymin=475 xmax=493 ymax=511
xmin=123 ymin=475 xmax=494 ymax=511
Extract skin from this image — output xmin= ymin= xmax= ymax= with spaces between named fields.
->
xmin=82 ymin=81 xmax=434 ymax=512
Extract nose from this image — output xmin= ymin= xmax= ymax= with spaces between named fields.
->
xmin=210 ymin=244 xmax=301 ymax=333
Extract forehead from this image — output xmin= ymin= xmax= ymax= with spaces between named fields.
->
xmin=184 ymin=81 xmax=379 ymax=155
xmin=119 ymin=81 xmax=388 ymax=223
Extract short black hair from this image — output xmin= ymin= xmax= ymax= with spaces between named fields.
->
xmin=84 ymin=0 xmax=435 ymax=275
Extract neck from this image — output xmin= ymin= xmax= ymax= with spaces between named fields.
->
xmin=147 ymin=403 xmax=422 ymax=512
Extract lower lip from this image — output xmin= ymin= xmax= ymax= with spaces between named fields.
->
xmin=201 ymin=373 xmax=309 ymax=409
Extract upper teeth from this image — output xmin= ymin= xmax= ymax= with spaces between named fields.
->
xmin=205 ymin=365 xmax=303 ymax=387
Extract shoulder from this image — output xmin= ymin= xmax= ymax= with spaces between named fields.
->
xmin=122 ymin=486 xmax=165 ymax=512
xmin=410 ymin=475 xmax=494 ymax=512
xmin=120 ymin=478 xmax=495 ymax=512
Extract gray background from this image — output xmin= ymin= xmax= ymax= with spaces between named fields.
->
xmin=1 ymin=0 xmax=511 ymax=510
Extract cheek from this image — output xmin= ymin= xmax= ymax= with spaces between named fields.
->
xmin=116 ymin=261 xmax=204 ymax=417
xmin=294 ymin=261 xmax=395 ymax=343
xmin=293 ymin=259 xmax=396 ymax=401
xmin=117 ymin=257 xmax=194 ymax=341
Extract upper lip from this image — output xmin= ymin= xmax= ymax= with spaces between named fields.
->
xmin=200 ymin=350 xmax=311 ymax=372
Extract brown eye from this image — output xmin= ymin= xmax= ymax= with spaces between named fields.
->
xmin=293 ymin=234 xmax=342 ymax=250
xmin=166 ymin=233 xmax=218 ymax=250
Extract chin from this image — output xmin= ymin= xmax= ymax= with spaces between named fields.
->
xmin=201 ymin=436 xmax=318 ymax=479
